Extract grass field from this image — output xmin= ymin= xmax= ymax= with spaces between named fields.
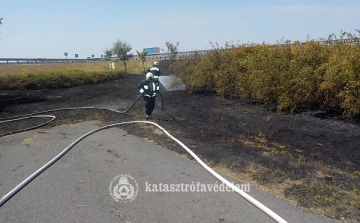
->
xmin=0 ymin=60 xmax=156 ymax=76
xmin=0 ymin=60 xmax=158 ymax=90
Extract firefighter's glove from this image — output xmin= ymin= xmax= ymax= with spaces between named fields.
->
xmin=140 ymin=89 xmax=144 ymax=94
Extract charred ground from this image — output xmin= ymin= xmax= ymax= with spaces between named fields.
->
xmin=1 ymin=71 xmax=359 ymax=221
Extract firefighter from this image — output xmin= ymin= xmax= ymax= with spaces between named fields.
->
xmin=137 ymin=72 xmax=160 ymax=119
xmin=147 ymin=61 xmax=161 ymax=86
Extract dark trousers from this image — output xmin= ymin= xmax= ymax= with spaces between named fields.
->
xmin=144 ymin=96 xmax=156 ymax=115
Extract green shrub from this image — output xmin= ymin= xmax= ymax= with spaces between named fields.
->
xmin=172 ymin=39 xmax=360 ymax=118
xmin=339 ymin=81 xmax=360 ymax=118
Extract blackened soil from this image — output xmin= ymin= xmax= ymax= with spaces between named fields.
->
xmin=1 ymin=74 xmax=359 ymax=170
xmin=1 ymin=74 xmax=360 ymax=220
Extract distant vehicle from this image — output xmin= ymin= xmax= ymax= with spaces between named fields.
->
xmin=145 ymin=47 xmax=160 ymax=55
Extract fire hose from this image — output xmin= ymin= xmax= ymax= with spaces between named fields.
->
xmin=0 ymin=93 xmax=287 ymax=223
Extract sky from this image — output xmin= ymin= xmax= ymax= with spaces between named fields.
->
xmin=0 ymin=0 xmax=359 ymax=59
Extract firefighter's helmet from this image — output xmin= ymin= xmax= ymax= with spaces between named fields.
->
xmin=146 ymin=72 xmax=154 ymax=81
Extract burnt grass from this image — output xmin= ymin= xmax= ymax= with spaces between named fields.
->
xmin=1 ymin=72 xmax=360 ymax=222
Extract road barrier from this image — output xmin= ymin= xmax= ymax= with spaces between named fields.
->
xmin=2 ymin=38 xmax=358 ymax=64
xmin=0 ymin=58 xmax=104 ymax=64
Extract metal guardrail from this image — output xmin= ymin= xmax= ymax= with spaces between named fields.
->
xmin=0 ymin=49 xmax=213 ymax=64
xmin=0 ymin=58 xmax=104 ymax=64
xmin=130 ymin=50 xmax=211 ymax=61
xmin=1 ymin=39 xmax=358 ymax=64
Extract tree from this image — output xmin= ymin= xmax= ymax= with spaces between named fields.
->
xmin=163 ymin=41 xmax=179 ymax=74
xmin=111 ymin=40 xmax=132 ymax=72
xmin=136 ymin=49 xmax=148 ymax=74
xmin=104 ymin=47 xmax=112 ymax=57
xmin=163 ymin=41 xmax=179 ymax=61
xmin=103 ymin=47 xmax=112 ymax=61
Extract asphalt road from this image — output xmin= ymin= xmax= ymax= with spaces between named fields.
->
xmin=0 ymin=121 xmax=335 ymax=223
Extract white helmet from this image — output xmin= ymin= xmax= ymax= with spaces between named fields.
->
xmin=146 ymin=72 xmax=154 ymax=81
xmin=153 ymin=61 xmax=159 ymax=66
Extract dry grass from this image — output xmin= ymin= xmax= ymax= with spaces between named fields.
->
xmin=0 ymin=62 xmax=110 ymax=75
xmin=213 ymin=133 xmax=360 ymax=222
xmin=0 ymin=59 xmax=159 ymax=76
xmin=0 ymin=59 xmax=161 ymax=90
xmin=112 ymin=60 xmax=156 ymax=74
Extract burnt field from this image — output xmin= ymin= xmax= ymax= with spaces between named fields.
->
xmin=1 ymin=73 xmax=359 ymax=222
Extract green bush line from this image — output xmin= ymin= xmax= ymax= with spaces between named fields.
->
xmin=0 ymin=70 xmax=129 ymax=90
xmin=173 ymin=41 xmax=360 ymax=118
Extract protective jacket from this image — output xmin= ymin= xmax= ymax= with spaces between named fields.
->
xmin=147 ymin=65 xmax=161 ymax=83
xmin=137 ymin=80 xmax=159 ymax=98
xmin=137 ymin=79 xmax=159 ymax=117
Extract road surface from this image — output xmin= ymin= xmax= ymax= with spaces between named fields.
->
xmin=0 ymin=121 xmax=335 ymax=222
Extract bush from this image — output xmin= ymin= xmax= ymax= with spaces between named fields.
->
xmin=172 ymin=39 xmax=360 ymax=118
